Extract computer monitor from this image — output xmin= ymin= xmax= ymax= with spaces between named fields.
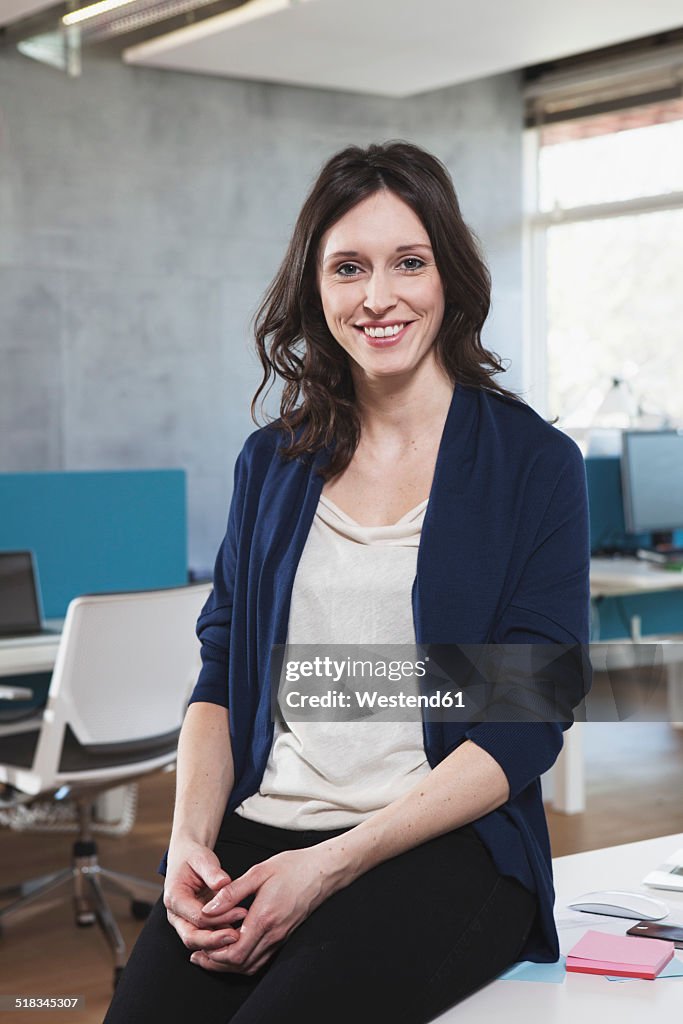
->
xmin=0 ymin=550 xmax=43 ymax=636
xmin=621 ymin=430 xmax=683 ymax=548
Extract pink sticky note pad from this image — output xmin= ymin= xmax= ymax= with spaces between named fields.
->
xmin=567 ymin=930 xmax=674 ymax=978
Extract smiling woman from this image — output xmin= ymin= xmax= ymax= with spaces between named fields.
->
xmin=104 ymin=141 xmax=590 ymax=1024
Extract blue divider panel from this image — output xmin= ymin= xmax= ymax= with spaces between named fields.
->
xmin=586 ymin=457 xmax=629 ymax=552
xmin=0 ymin=471 xmax=187 ymax=618
xmin=594 ymin=591 xmax=683 ymax=640
xmin=585 ymin=456 xmax=683 ymax=639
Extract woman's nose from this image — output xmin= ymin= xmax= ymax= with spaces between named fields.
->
xmin=363 ymin=271 xmax=396 ymax=314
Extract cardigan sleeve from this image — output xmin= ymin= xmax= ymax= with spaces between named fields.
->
xmin=464 ymin=440 xmax=591 ymax=801
xmin=187 ymin=446 xmax=249 ymax=708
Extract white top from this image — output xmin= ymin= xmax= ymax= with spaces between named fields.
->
xmin=236 ymin=493 xmax=432 ymax=829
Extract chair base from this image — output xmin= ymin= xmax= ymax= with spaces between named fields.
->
xmin=0 ymin=836 xmax=161 ymax=987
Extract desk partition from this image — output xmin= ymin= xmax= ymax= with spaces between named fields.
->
xmin=586 ymin=456 xmax=683 ymax=639
xmin=0 ymin=470 xmax=187 ymax=618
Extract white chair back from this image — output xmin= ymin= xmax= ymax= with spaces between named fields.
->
xmin=2 ymin=583 xmax=211 ymax=795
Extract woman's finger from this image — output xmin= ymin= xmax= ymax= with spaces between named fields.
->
xmin=202 ymin=911 xmax=285 ymax=972
xmin=167 ymin=907 xmax=246 ymax=951
xmin=201 ymin=865 xmax=262 ymax=916
xmin=187 ymin=853 xmax=232 ymax=895
xmin=190 ymin=943 xmax=277 ymax=976
xmin=167 ymin=882 xmax=240 ymax=930
xmin=190 ymin=950 xmax=238 ymax=973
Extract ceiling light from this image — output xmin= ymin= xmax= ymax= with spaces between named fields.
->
xmin=122 ymin=0 xmax=316 ymax=56
xmin=63 ymin=0 xmax=138 ymax=27
xmin=62 ymin=1 xmax=240 ymax=39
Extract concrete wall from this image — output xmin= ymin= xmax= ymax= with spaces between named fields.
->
xmin=0 ymin=50 xmax=523 ymax=571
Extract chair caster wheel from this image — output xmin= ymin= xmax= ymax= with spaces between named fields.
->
xmin=113 ymin=966 xmax=124 ymax=989
xmin=131 ymin=899 xmax=153 ymax=921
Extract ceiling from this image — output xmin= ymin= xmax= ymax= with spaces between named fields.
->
xmin=123 ymin=0 xmax=683 ymax=97
xmin=4 ymin=0 xmax=683 ymax=96
xmin=0 ymin=0 xmax=57 ymax=27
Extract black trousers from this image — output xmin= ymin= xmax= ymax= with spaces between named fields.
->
xmin=103 ymin=813 xmax=537 ymax=1024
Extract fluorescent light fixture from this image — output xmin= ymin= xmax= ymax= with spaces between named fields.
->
xmin=63 ymin=0 xmax=137 ymax=26
xmin=123 ymin=0 xmax=316 ymax=58
xmin=146 ymin=0 xmax=305 ymax=35
xmin=62 ymin=0 xmax=242 ymax=40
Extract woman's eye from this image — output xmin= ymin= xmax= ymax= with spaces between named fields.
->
xmin=336 ymin=263 xmax=360 ymax=277
xmin=400 ymin=257 xmax=425 ymax=271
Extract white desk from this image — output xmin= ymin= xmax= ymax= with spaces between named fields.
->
xmin=591 ymin=556 xmax=683 ymax=599
xmin=437 ymin=831 xmax=683 ymax=1022
xmin=0 ymin=622 xmax=63 ymax=679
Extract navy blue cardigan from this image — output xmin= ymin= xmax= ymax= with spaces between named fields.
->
xmin=186 ymin=383 xmax=590 ymax=963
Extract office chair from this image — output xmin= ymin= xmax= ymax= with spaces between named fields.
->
xmin=0 ymin=583 xmax=212 ymax=987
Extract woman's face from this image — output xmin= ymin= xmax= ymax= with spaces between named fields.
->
xmin=317 ymin=190 xmax=445 ymax=383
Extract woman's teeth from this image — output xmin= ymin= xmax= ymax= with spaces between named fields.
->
xmin=363 ymin=323 xmax=405 ymax=338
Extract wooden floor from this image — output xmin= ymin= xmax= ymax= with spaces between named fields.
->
xmin=2 ymin=723 xmax=683 ymax=1023
xmin=547 ymin=722 xmax=683 ymax=853
xmin=0 ymin=773 xmax=175 ymax=1024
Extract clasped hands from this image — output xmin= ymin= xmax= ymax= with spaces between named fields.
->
xmin=164 ymin=840 xmax=337 ymax=976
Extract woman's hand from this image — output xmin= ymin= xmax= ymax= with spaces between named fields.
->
xmin=163 ymin=839 xmax=248 ymax=955
xmin=189 ymin=845 xmax=346 ymax=976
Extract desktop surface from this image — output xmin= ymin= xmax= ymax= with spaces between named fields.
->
xmin=0 ymin=622 xmax=63 ymax=677
xmin=437 ymin=832 xmax=683 ymax=1023
xmin=591 ymin=557 xmax=683 ymax=598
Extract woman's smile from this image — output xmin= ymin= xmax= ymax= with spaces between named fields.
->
xmin=354 ymin=321 xmax=415 ymax=347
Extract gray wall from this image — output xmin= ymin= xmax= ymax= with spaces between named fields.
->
xmin=0 ymin=51 xmax=523 ymax=571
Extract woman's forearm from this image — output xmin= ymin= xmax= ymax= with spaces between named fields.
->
xmin=323 ymin=739 xmax=510 ymax=891
xmin=168 ymin=701 xmax=234 ymax=853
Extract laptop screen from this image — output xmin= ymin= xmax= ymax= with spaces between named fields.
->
xmin=0 ymin=551 xmax=42 ymax=636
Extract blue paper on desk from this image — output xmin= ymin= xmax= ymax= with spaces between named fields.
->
xmin=499 ymin=956 xmax=566 ymax=983
xmin=605 ymin=956 xmax=683 ymax=982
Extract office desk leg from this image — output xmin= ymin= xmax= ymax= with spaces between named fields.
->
xmin=550 ymin=725 xmax=585 ymax=814
xmin=667 ymin=663 xmax=683 ymax=730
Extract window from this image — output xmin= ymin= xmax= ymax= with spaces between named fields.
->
xmin=525 ymin=70 xmax=683 ymax=444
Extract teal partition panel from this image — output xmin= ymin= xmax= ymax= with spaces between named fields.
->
xmin=593 ymin=591 xmax=683 ymax=640
xmin=585 ymin=456 xmax=683 ymax=639
xmin=0 ymin=470 xmax=187 ymax=618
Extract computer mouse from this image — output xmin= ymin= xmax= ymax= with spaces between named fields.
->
xmin=567 ymin=889 xmax=669 ymax=921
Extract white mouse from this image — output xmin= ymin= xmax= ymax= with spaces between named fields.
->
xmin=567 ymin=889 xmax=669 ymax=921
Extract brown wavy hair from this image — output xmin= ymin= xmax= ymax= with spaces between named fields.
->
xmin=251 ymin=140 xmax=520 ymax=479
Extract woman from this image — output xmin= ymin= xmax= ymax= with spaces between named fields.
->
xmin=104 ymin=141 xmax=589 ymax=1023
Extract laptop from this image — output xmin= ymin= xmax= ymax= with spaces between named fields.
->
xmin=0 ymin=550 xmax=60 ymax=639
